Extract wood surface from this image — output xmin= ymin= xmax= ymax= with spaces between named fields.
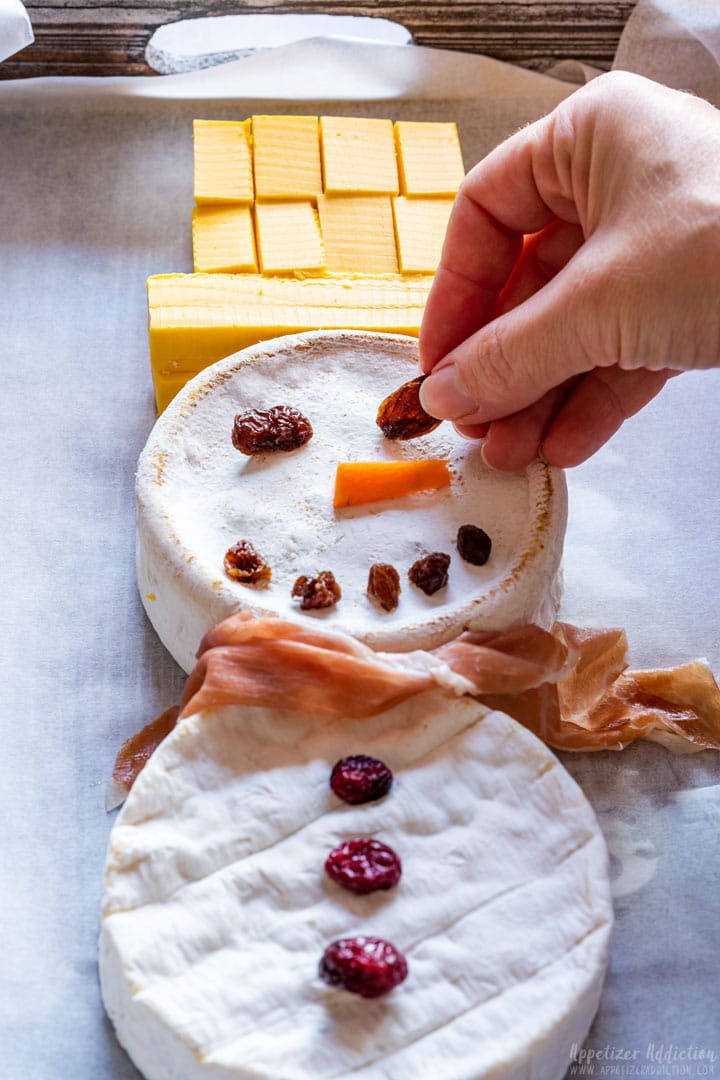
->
xmin=4 ymin=0 xmax=636 ymax=79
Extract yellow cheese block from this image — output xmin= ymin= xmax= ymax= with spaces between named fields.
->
xmin=148 ymin=273 xmax=433 ymax=409
xmin=193 ymin=119 xmax=254 ymax=204
xmin=252 ymin=115 xmax=322 ymax=200
xmin=191 ymin=204 xmax=257 ymax=273
xmin=392 ymin=197 xmax=454 ymax=273
xmin=153 ymin=370 xmax=196 ymax=415
xmin=394 ymin=121 xmax=465 ymax=196
xmin=317 ymin=195 xmax=398 ymax=274
xmin=320 ymin=116 xmax=399 ymax=195
xmin=254 ymin=202 xmax=325 ymax=275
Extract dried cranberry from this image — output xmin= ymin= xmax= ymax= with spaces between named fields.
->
xmin=376 ymin=375 xmax=442 ymax=440
xmin=319 ymin=936 xmax=408 ymax=998
xmin=325 ymin=838 xmax=402 ymax=895
xmin=232 ymin=405 xmax=313 ymax=455
xmin=367 ymin=563 xmax=401 ymax=612
xmin=456 ymin=524 xmax=492 ymax=566
xmin=223 ymin=539 xmax=272 ymax=584
xmin=330 ymin=755 xmax=393 ymax=804
xmin=408 ymin=552 xmax=450 ymax=595
xmin=291 ymin=571 xmax=341 ymax=610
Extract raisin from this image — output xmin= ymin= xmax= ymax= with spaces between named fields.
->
xmin=456 ymin=524 xmax=492 ymax=566
xmin=232 ymin=405 xmax=313 ymax=455
xmin=367 ymin=563 xmax=401 ymax=612
xmin=319 ymin=936 xmax=408 ymax=998
xmin=330 ymin=755 xmax=393 ymax=804
xmin=325 ymin=838 xmax=402 ymax=895
xmin=223 ymin=539 xmax=272 ymax=584
xmin=292 ymin=571 xmax=341 ymax=610
xmin=408 ymin=552 xmax=450 ymax=595
xmin=376 ymin=376 xmax=442 ymax=440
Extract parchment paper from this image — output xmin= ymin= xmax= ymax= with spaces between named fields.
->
xmin=1 ymin=10 xmax=718 ymax=1080
xmin=0 ymin=0 xmax=31 ymax=62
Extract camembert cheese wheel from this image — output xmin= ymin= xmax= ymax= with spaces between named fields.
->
xmin=136 ymin=331 xmax=567 ymax=673
xmin=100 ymin=690 xmax=612 ymax=1079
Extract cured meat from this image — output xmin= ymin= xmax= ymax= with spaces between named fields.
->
xmin=110 ymin=705 xmax=180 ymax=806
xmin=111 ymin=614 xmax=720 ymax=801
xmin=432 ymin=624 xmax=574 ymax=694
xmin=481 ymin=624 xmax=720 ymax=752
xmin=180 ymin=612 xmax=433 ymax=720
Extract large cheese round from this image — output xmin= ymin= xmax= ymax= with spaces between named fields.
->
xmin=100 ymin=691 xmax=612 ymax=1079
xmin=136 ymin=331 xmax=567 ymax=673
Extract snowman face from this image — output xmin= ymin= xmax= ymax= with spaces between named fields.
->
xmin=136 ymin=331 xmax=567 ymax=673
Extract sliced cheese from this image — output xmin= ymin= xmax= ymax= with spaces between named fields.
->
xmin=320 ymin=116 xmax=399 ymax=195
xmin=252 ymin=114 xmax=322 ymax=200
xmin=392 ymin=197 xmax=454 ymax=273
xmin=193 ymin=119 xmax=254 ymax=204
xmin=100 ymin=689 xmax=611 ymax=1080
xmin=254 ymin=202 xmax=325 ymax=275
xmin=147 ymin=273 xmax=433 ymax=397
xmin=317 ymin=195 xmax=398 ymax=273
xmin=191 ymin=204 xmax=257 ymax=274
xmin=394 ymin=121 xmax=465 ymax=196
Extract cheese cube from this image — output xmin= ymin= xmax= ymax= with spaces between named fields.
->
xmin=252 ymin=115 xmax=322 ymax=200
xmin=392 ymin=197 xmax=454 ymax=273
xmin=191 ymin=204 xmax=257 ymax=273
xmin=320 ymin=117 xmax=399 ymax=195
xmin=254 ymin=202 xmax=325 ymax=275
xmin=147 ymin=273 xmax=433 ymax=409
xmin=193 ymin=119 xmax=254 ymax=204
xmin=317 ymin=195 xmax=398 ymax=273
xmin=394 ymin=121 xmax=465 ymax=196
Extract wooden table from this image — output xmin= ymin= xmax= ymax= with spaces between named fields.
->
xmin=5 ymin=0 xmax=636 ymax=79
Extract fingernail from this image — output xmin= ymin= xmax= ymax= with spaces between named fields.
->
xmin=420 ymin=365 xmax=477 ymax=420
xmin=480 ymin=443 xmax=498 ymax=470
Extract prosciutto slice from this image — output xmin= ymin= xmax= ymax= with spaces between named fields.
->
xmin=111 ymin=613 xmax=720 ymax=802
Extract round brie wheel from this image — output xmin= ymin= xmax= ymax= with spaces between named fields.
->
xmin=136 ymin=331 xmax=567 ymax=673
xmin=100 ymin=693 xmax=612 ymax=1080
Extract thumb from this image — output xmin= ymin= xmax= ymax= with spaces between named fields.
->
xmin=419 ymin=266 xmax=602 ymax=425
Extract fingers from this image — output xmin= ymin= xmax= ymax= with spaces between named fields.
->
xmin=419 ymin=250 xmax=602 ymax=425
xmin=497 ymin=220 xmax=585 ymax=315
xmin=419 ymin=91 xmax=592 ymax=375
xmin=478 ymin=366 xmax=672 ymax=471
xmin=420 ymin=219 xmax=589 ymax=424
xmin=478 ymin=379 xmax=579 ymax=471
xmin=540 ymin=366 xmax=672 ymax=467
xmin=417 ymin=200 xmax=523 ymax=374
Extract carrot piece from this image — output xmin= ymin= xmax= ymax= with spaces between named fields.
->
xmin=334 ymin=459 xmax=451 ymax=508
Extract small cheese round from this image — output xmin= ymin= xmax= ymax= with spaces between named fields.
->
xmin=137 ymin=331 xmax=567 ymax=672
xmin=100 ymin=692 xmax=612 ymax=1080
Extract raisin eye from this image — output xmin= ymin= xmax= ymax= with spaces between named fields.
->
xmin=232 ymin=405 xmax=313 ymax=455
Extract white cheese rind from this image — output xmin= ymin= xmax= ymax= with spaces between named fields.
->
xmin=136 ymin=331 xmax=567 ymax=673
xmin=100 ymin=692 xmax=612 ymax=1080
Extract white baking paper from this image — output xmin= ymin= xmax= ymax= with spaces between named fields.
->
xmin=614 ymin=0 xmax=720 ymax=106
xmin=145 ymin=14 xmax=413 ymax=74
xmin=0 ymin=15 xmax=718 ymax=1080
xmin=0 ymin=0 xmax=31 ymax=62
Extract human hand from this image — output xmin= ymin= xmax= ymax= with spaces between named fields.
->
xmin=418 ymin=71 xmax=720 ymax=469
